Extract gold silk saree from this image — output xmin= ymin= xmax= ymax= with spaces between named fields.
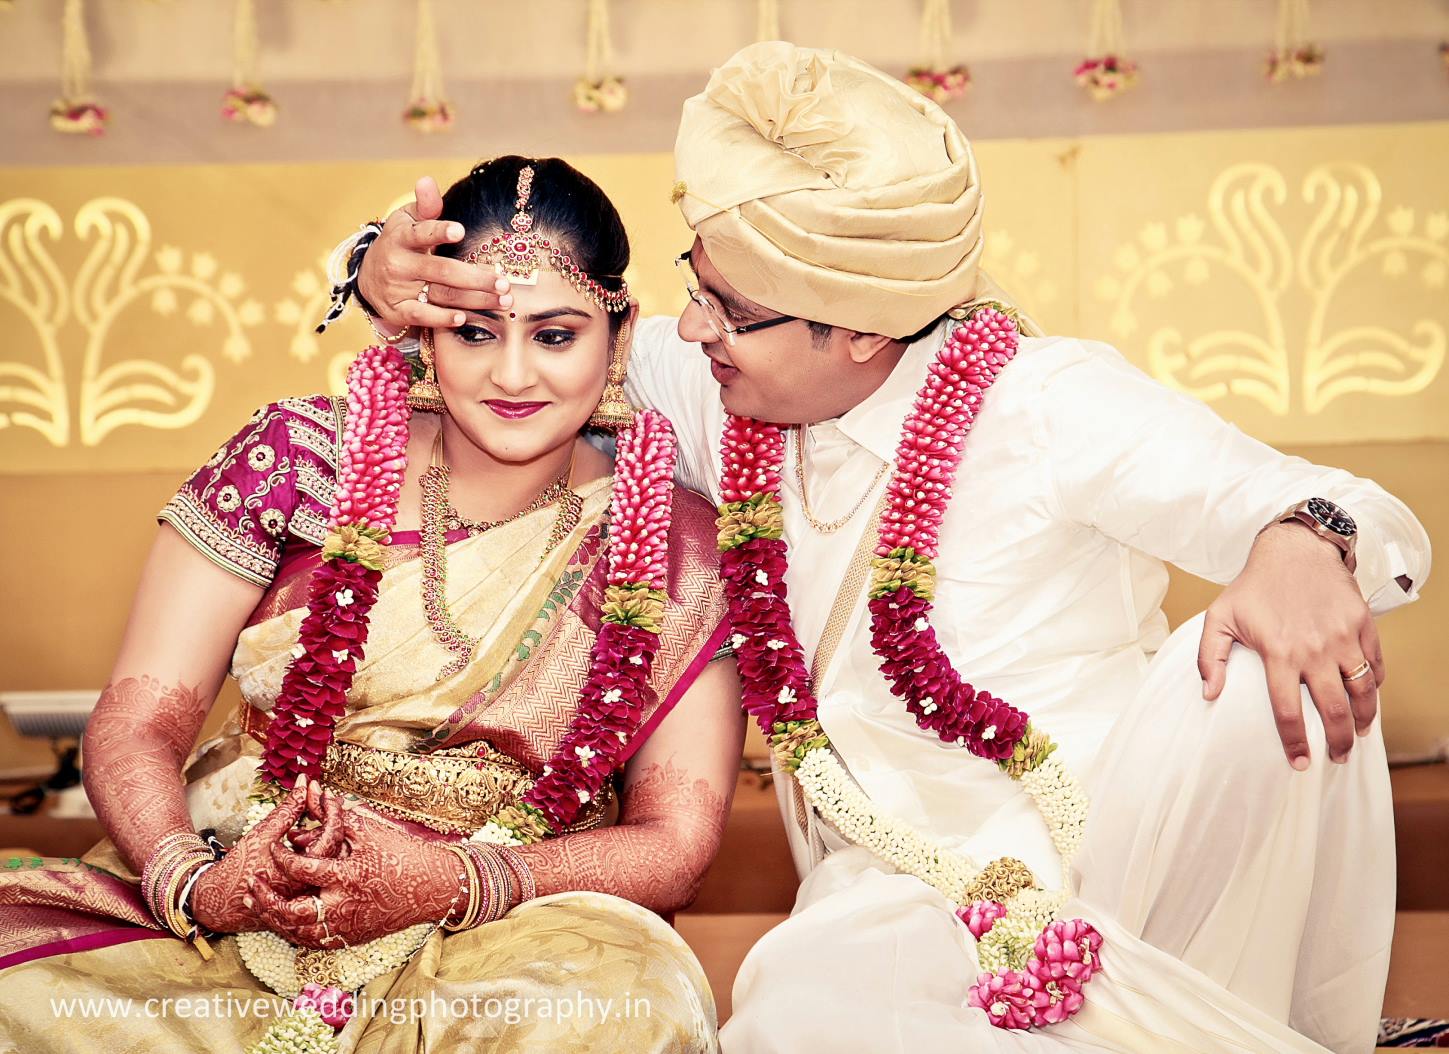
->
xmin=0 ymin=398 xmax=729 ymax=1053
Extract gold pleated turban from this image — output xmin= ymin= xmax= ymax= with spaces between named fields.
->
xmin=674 ymin=42 xmax=1037 ymax=340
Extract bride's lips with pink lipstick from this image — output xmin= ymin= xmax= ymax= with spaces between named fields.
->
xmin=483 ymin=399 xmax=549 ymax=420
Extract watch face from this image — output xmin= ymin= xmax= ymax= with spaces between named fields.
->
xmin=1306 ymin=497 xmax=1356 ymax=537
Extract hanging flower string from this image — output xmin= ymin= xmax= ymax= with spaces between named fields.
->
xmin=575 ymin=0 xmax=627 ymax=113
xmin=222 ymin=0 xmax=277 ymax=126
xmin=50 ymin=0 xmax=108 ymax=136
xmin=477 ymin=409 xmax=677 ymax=844
xmin=1267 ymin=0 xmax=1323 ymax=82
xmin=403 ymin=0 xmax=454 ymax=132
xmin=716 ymin=304 xmax=1100 ymax=1032
xmin=905 ymin=0 xmax=969 ymax=103
xmin=1074 ymin=0 xmax=1139 ymax=101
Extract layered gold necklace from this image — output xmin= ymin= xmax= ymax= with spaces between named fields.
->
xmin=419 ymin=429 xmax=582 ymax=679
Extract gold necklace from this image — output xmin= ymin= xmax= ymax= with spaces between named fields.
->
xmin=446 ymin=479 xmax=571 ymax=536
xmin=419 ymin=431 xmax=583 ymax=679
xmin=792 ymin=426 xmax=889 ymax=535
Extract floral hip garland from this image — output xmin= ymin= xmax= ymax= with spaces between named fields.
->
xmin=715 ymin=305 xmax=1101 ymax=1032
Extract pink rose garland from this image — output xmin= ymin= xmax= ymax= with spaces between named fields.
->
xmin=261 ymin=344 xmax=411 ymax=784
xmin=258 ymin=354 xmax=679 ymax=836
xmin=868 ymin=309 xmax=1029 ymax=762
xmin=715 ymin=305 xmax=1103 ymax=1031
xmin=716 ymin=419 xmax=815 ymax=733
xmin=967 ymin=916 xmax=1104 ymax=1030
xmin=523 ymin=409 xmax=677 ymax=830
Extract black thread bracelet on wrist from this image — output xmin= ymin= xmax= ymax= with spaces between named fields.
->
xmin=317 ymin=223 xmax=383 ymax=333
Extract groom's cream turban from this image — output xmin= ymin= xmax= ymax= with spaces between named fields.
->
xmin=674 ymin=42 xmax=1037 ymax=340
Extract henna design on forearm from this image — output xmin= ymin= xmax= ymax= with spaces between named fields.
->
xmin=81 ymin=676 xmax=208 ymax=873
xmin=517 ymin=759 xmax=729 ymax=915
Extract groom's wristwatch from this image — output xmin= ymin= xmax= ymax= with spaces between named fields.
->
xmin=1270 ymin=498 xmax=1358 ymax=573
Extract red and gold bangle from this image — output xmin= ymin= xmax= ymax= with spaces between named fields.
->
xmin=493 ymin=846 xmax=535 ymax=906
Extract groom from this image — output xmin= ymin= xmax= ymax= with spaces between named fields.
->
xmin=345 ymin=43 xmax=1427 ymax=1054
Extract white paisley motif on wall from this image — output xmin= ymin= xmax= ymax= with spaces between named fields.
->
xmin=0 ymin=197 xmax=264 ymax=448
xmin=1093 ymin=162 xmax=1446 ymax=417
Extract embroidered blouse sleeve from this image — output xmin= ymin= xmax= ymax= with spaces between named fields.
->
xmin=158 ymin=398 xmax=339 ymax=587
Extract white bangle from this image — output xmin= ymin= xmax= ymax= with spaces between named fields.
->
xmin=178 ymin=860 xmax=217 ymax=928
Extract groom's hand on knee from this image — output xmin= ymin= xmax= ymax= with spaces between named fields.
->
xmin=1196 ymin=522 xmax=1385 ymax=770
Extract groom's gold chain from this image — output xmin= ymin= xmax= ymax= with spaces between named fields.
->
xmin=793 ymin=427 xmax=889 ymax=534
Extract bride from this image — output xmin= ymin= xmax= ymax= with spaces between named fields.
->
xmin=0 ymin=155 xmax=742 ymax=1053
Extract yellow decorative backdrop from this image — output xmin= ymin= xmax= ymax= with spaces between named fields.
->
xmin=2 ymin=122 xmax=1446 ymax=474
xmin=0 ymin=122 xmax=1445 ymax=756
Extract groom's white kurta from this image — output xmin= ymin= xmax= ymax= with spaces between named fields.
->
xmin=627 ymin=315 xmax=1431 ymax=1054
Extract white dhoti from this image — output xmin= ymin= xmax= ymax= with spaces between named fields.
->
xmin=722 ymin=614 xmax=1395 ymax=1054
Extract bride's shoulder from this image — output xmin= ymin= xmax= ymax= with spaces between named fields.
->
xmin=663 ymin=486 xmax=724 ymax=575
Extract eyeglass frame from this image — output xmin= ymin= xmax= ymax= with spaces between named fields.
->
xmin=674 ymin=251 xmax=804 ymax=346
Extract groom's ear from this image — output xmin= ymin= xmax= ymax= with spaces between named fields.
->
xmin=844 ymin=330 xmax=897 ymax=365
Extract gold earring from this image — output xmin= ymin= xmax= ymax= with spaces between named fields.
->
xmin=587 ymin=320 xmax=636 ymax=432
xmin=408 ymin=329 xmax=447 ymax=414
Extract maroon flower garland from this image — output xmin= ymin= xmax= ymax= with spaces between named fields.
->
xmin=867 ymin=307 xmax=1031 ymax=762
xmin=262 ymin=345 xmax=411 ymax=784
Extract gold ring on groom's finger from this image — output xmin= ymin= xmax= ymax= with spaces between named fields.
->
xmin=312 ymin=895 xmax=326 ymax=924
xmin=417 ymin=282 xmax=431 ymax=305
xmin=1343 ymin=660 xmax=1373 ymax=682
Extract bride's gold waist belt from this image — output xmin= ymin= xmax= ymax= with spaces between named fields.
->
xmin=242 ymin=704 xmax=612 ymax=836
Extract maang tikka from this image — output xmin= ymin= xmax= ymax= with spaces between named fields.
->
xmin=465 ymin=164 xmax=632 ymax=315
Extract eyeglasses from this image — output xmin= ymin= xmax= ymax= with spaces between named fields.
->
xmin=674 ymin=251 xmax=802 ymax=347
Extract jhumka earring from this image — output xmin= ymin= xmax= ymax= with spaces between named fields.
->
xmin=587 ymin=320 xmax=636 ymax=432
xmin=408 ymin=329 xmax=447 ymax=414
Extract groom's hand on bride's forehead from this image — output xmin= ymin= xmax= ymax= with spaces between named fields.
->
xmin=360 ymin=175 xmax=514 ymax=331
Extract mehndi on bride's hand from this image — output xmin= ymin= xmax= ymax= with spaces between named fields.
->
xmin=190 ymin=778 xmax=343 ymax=935
xmin=247 ymin=807 xmax=463 ymax=948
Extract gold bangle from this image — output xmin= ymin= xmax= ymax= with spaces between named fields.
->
xmin=368 ymin=315 xmax=410 ymax=344
xmin=441 ymin=844 xmax=482 ymax=931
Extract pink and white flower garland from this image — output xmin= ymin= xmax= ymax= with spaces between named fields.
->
xmin=262 ymin=344 xmax=410 ymax=785
xmin=244 ymin=355 xmax=676 ymax=1050
xmin=716 ymin=305 xmax=1102 ymax=1032
xmin=487 ymin=408 xmax=678 ymax=841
